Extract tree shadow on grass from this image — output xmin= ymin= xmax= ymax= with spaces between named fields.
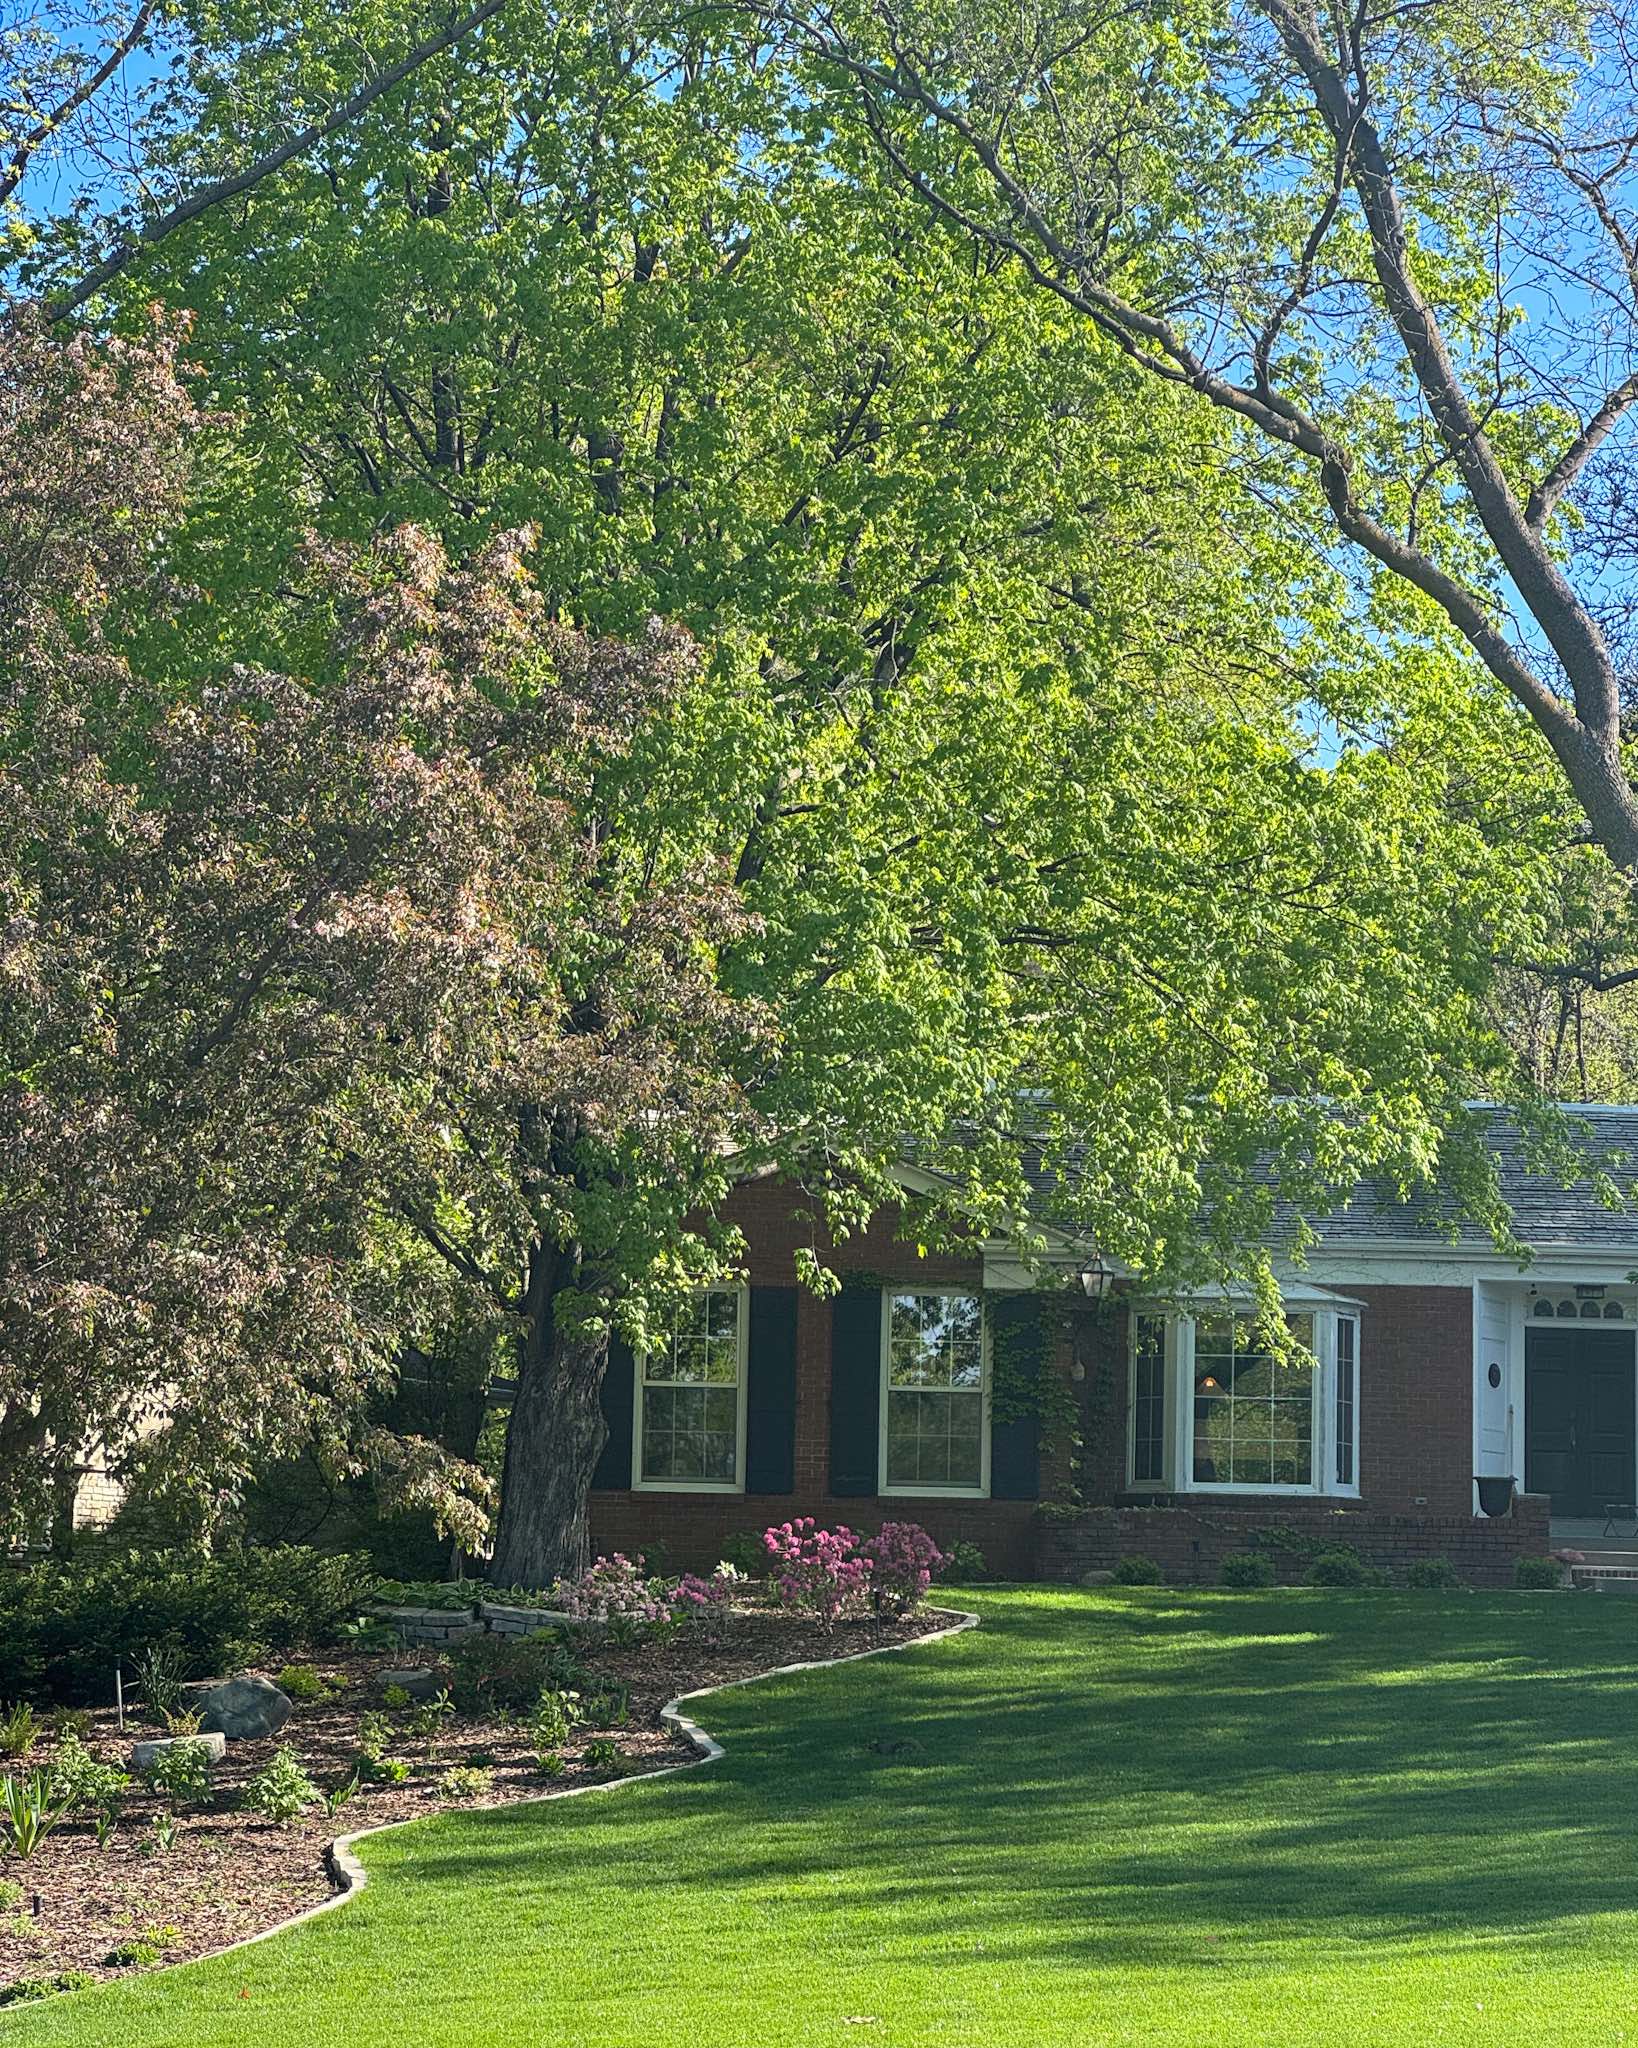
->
xmin=395 ymin=1590 xmax=1638 ymax=1968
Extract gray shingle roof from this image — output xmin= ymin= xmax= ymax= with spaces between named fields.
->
xmin=1297 ymin=1105 xmax=1638 ymax=1251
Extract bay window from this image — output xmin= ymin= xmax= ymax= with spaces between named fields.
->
xmin=1127 ymin=1302 xmax=1361 ymax=1496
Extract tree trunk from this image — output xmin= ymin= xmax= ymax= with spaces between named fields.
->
xmin=488 ymin=1242 xmax=610 ymax=1588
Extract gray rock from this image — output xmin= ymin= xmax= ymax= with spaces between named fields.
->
xmin=377 ymin=1667 xmax=442 ymax=1700
xmin=130 ymin=1731 xmax=226 ymax=1772
xmin=1079 ymin=1569 xmax=1117 ymax=1586
xmin=196 ymin=1674 xmax=292 ymax=1741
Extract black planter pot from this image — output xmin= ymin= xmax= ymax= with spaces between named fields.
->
xmin=1474 ymin=1474 xmax=1516 ymax=1518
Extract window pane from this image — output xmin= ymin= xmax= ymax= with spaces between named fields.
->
xmin=1133 ymin=1317 xmax=1167 ymax=1483
xmin=1192 ymin=1314 xmax=1313 ymax=1487
xmin=641 ymin=1291 xmax=741 ymax=1482
xmin=1335 ymin=1316 xmax=1356 ymax=1487
xmin=886 ymin=1384 xmax=983 ymax=1490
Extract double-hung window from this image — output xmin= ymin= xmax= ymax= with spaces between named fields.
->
xmin=635 ymin=1287 xmax=747 ymax=1491
xmin=880 ymin=1291 xmax=989 ymax=1495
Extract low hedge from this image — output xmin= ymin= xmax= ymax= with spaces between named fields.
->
xmin=0 ymin=1545 xmax=378 ymax=1705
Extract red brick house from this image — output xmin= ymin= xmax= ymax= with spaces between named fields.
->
xmin=587 ymin=1109 xmax=1638 ymax=1584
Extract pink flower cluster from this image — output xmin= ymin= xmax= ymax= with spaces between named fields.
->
xmin=552 ymin=1552 xmax=671 ymax=1624
xmin=861 ymin=1520 xmax=948 ymax=1616
xmin=672 ymin=1566 xmax=741 ymax=1633
xmin=763 ymin=1518 xmax=872 ymax=1626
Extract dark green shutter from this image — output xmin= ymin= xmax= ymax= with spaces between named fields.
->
xmin=590 ymin=1337 xmax=635 ymax=1491
xmin=745 ymin=1286 xmax=799 ymax=1494
xmin=828 ymin=1284 xmax=882 ymax=1497
xmin=989 ymin=1293 xmax=1043 ymax=1500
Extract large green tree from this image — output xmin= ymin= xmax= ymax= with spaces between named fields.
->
xmin=0 ymin=2 xmax=1590 ymax=1578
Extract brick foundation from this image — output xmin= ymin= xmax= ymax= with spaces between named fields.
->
xmin=1034 ymin=1492 xmax=1552 ymax=1588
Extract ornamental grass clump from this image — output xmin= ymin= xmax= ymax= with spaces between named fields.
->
xmin=763 ymin=1520 xmax=871 ymax=1627
xmin=860 ymin=1523 xmax=946 ymax=1616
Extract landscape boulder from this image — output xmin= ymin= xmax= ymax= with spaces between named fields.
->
xmin=377 ymin=1668 xmax=442 ymax=1701
xmin=196 ymin=1674 xmax=292 ymax=1741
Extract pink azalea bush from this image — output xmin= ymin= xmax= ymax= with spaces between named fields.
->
xmin=762 ymin=1518 xmax=872 ymax=1626
xmin=552 ymin=1553 xmax=671 ymax=1626
xmin=861 ymin=1521 xmax=947 ymax=1616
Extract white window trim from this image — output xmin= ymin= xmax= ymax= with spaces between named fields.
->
xmin=632 ymin=1284 xmax=750 ymax=1495
xmin=877 ymin=1288 xmax=992 ymax=1500
xmin=1127 ymin=1306 xmax=1363 ymax=1499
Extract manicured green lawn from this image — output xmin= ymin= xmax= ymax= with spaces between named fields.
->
xmin=10 ymin=1586 xmax=1638 ymax=2046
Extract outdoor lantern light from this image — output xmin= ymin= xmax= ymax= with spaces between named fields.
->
xmin=1078 ymin=1256 xmax=1112 ymax=1300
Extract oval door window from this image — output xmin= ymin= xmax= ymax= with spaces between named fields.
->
xmin=1487 ymin=1362 xmax=1502 ymax=1389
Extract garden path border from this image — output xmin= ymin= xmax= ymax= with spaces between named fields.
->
xmin=22 ymin=1603 xmax=979 ymax=2007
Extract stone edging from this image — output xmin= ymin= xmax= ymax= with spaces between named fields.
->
xmin=45 ymin=1604 xmax=980 ymax=2003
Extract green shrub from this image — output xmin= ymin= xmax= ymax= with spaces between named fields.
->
xmin=939 ymin=1541 xmax=989 ymax=1584
xmin=46 ymin=1708 xmax=92 ymax=1741
xmin=435 ymin=1765 xmax=494 ymax=1803
xmin=1219 ymin=1551 xmax=1276 ymax=1589
xmin=1112 ymin=1555 xmax=1164 ymax=1586
xmin=1405 ymin=1557 xmax=1461 ymax=1589
xmin=716 ymin=1532 xmax=768 ymax=1577
xmin=1516 ymin=1555 xmax=1565 ymax=1590
xmin=530 ymin=1688 xmax=582 ymax=1756
xmin=579 ymin=1685 xmax=630 ymax=1730
xmin=447 ymin=1629 xmax=585 ymax=1714
xmin=535 ymin=1750 xmax=566 ymax=1779
xmin=0 ymin=1969 xmax=96 ymax=2006
xmin=1305 ymin=1546 xmax=1381 ymax=1588
xmin=355 ymin=1711 xmax=392 ymax=1762
xmin=583 ymin=1737 xmax=624 ymax=1772
xmin=242 ymin=1747 xmax=320 ymax=1826
xmin=381 ymin=1684 xmax=412 ymax=1711
xmin=47 ymin=1733 xmax=129 ymax=1818
xmin=144 ymin=1738 xmax=214 ymax=1806
xmin=0 ymin=1546 xmax=378 ymax=1704
xmin=276 ymin=1664 xmax=329 ymax=1703
xmin=362 ymin=1755 xmax=411 ymax=1784
xmin=0 ymin=1878 xmax=22 ymax=1910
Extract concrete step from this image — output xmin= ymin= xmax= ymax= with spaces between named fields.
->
xmin=1571 ymin=1563 xmax=1638 ymax=1593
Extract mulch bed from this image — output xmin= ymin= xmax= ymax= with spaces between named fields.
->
xmin=1 ymin=1604 xmax=953 ymax=1998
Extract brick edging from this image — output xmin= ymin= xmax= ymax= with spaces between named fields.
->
xmin=11 ymin=1606 xmax=980 ymax=2014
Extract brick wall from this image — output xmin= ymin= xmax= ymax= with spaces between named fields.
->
xmin=1073 ymin=1286 xmax=1476 ymax=1515
xmin=589 ymin=1179 xmax=1510 ymax=1580
xmin=1035 ymin=1492 xmax=1550 ymax=1587
xmin=1349 ymin=1283 xmax=1474 ymax=1511
xmin=588 ymin=1181 xmax=1067 ymax=1579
